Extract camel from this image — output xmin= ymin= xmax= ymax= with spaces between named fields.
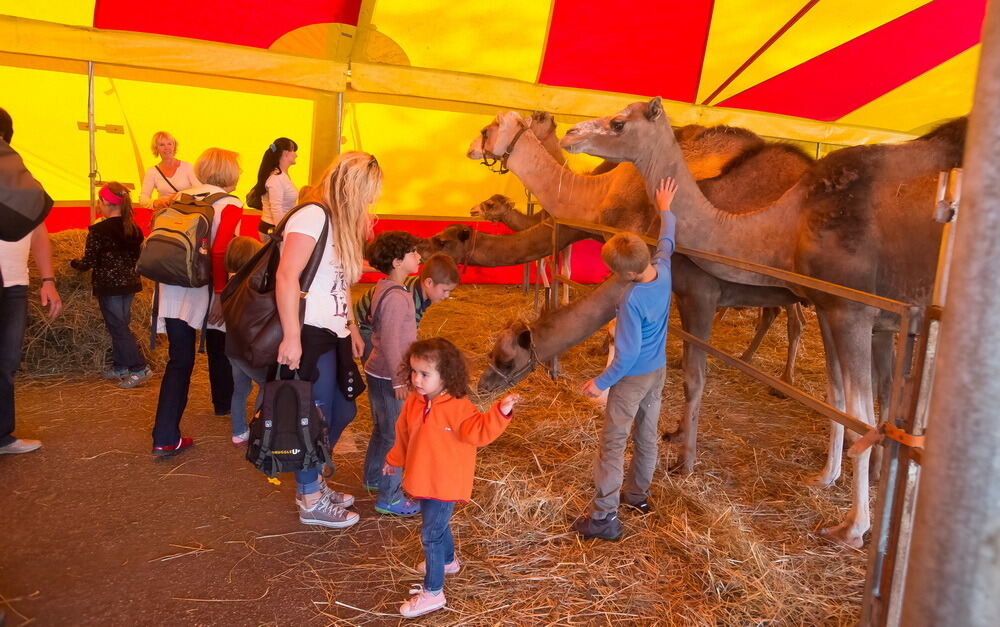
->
xmin=464 ymin=111 xmax=813 ymax=461
xmin=559 ymin=97 xmax=966 ymax=547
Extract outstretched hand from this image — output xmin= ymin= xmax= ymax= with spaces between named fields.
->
xmin=581 ymin=379 xmax=603 ymax=398
xmin=499 ymin=393 xmax=521 ymax=415
xmin=655 ymin=177 xmax=678 ymax=212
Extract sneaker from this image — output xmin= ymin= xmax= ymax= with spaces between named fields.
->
xmin=231 ymin=430 xmax=250 ymax=446
xmin=624 ymin=500 xmax=653 ymax=515
xmin=298 ymin=493 xmax=360 ymax=529
xmin=152 ymin=437 xmax=194 ymax=458
xmin=375 ymin=498 xmax=421 ymax=516
xmin=118 ymin=366 xmax=152 ymax=389
xmin=572 ymin=513 xmax=623 ymax=541
xmin=417 ymin=557 xmax=461 ymax=575
xmin=103 ymin=367 xmax=128 ymax=379
xmin=320 ymin=483 xmax=356 ymax=508
xmin=399 ymin=585 xmax=446 ymax=618
xmin=0 ymin=438 xmax=42 ymax=455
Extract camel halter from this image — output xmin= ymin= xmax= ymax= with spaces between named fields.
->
xmin=480 ymin=124 xmax=529 ymax=175
xmin=459 ymin=227 xmax=479 ymax=275
xmin=484 ymin=322 xmax=541 ymax=389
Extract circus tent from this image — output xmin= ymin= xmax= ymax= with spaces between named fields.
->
xmin=0 ymin=0 xmax=986 ymax=227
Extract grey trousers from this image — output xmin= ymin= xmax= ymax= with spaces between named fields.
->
xmin=590 ymin=366 xmax=666 ymax=519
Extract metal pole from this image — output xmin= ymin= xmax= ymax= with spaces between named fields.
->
xmin=87 ymin=61 xmax=96 ymax=224
xmin=900 ymin=1 xmax=1000 ymax=624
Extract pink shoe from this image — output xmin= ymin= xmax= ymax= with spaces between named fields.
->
xmin=417 ymin=556 xmax=461 ymax=575
xmin=399 ymin=585 xmax=446 ymax=618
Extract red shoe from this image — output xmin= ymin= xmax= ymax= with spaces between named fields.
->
xmin=152 ymin=437 xmax=194 ymax=457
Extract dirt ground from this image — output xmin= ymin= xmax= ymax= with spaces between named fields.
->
xmin=1 ymin=285 xmax=867 ymax=626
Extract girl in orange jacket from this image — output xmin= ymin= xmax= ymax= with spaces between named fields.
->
xmin=383 ymin=337 xmax=519 ymax=618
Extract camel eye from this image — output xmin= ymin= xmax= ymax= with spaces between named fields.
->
xmin=610 ymin=119 xmax=625 ymax=132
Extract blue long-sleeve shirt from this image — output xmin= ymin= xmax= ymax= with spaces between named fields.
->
xmin=595 ymin=211 xmax=676 ymax=390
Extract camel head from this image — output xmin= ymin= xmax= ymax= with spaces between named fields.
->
xmin=424 ymin=223 xmax=474 ymax=262
xmin=467 ymin=111 xmax=530 ymax=161
xmin=478 ymin=320 xmax=535 ymax=394
xmin=470 ymin=194 xmax=516 ymax=221
xmin=561 ymin=97 xmax=671 ymax=162
xmin=529 ymin=111 xmax=558 ymax=144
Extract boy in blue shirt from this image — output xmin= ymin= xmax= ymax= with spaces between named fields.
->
xmin=575 ymin=177 xmax=677 ymax=541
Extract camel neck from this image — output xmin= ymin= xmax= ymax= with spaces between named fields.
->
xmin=631 ymin=120 xmax=800 ymax=284
xmin=505 ymin=133 xmax=608 ymax=222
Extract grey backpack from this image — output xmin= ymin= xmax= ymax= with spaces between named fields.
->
xmin=136 ymin=192 xmax=233 ymax=287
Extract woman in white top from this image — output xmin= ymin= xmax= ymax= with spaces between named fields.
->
xmin=139 ymin=131 xmax=201 ymax=209
xmin=276 ymin=151 xmax=382 ymax=529
xmin=247 ymin=137 xmax=298 ymax=240
xmin=151 ymin=148 xmax=245 ymax=456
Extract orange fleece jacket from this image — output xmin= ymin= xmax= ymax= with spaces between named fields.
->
xmin=385 ymin=391 xmax=512 ymax=501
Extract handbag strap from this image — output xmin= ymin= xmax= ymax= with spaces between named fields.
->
xmin=270 ymin=202 xmax=330 ymax=293
xmin=154 ymin=165 xmax=181 ymax=193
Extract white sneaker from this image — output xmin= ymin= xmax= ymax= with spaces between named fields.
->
xmin=0 ymin=438 xmax=42 ymax=455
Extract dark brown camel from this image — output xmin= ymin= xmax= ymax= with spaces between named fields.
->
xmin=560 ymin=98 xmax=966 ymax=547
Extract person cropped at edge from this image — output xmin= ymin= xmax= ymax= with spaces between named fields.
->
xmin=139 ymin=131 xmax=200 ymax=209
xmin=150 ymin=148 xmax=244 ymax=456
xmin=275 ymin=151 xmax=381 ymax=530
xmin=574 ymin=177 xmax=678 ymax=542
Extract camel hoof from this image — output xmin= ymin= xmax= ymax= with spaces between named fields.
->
xmin=667 ymin=458 xmax=694 ymax=475
xmin=819 ymin=523 xmax=865 ymax=549
xmin=805 ymin=472 xmax=837 ymax=488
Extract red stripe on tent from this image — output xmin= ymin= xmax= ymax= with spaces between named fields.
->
xmin=717 ymin=0 xmax=986 ymax=121
xmin=45 ymin=207 xmax=608 ymax=286
xmin=93 ymin=0 xmax=362 ymax=49
xmin=538 ymin=0 xmax=715 ymax=103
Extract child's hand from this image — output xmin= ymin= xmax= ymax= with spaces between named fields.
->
xmin=382 ymin=463 xmax=398 ymax=476
xmin=394 ymin=386 xmax=408 ymax=401
xmin=582 ymin=379 xmax=603 ymax=398
xmin=655 ymin=177 xmax=677 ymax=212
xmin=499 ymin=393 xmax=521 ymax=415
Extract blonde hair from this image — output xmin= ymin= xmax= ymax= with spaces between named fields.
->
xmin=601 ymin=233 xmax=650 ymax=275
xmin=313 ymin=151 xmax=382 ymax=285
xmin=150 ymin=131 xmax=177 ymax=157
xmin=194 ymin=148 xmax=241 ymax=188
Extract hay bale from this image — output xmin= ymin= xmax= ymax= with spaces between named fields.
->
xmin=23 ymin=229 xmax=164 ymax=375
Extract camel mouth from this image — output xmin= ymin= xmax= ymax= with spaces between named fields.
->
xmin=560 ymin=134 xmax=586 ymax=153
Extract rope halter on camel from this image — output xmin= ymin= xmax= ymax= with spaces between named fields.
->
xmin=484 ymin=320 xmax=541 ymax=390
xmin=480 ymin=121 xmax=529 ymax=175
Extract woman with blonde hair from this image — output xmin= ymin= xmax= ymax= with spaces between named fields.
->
xmin=151 ymin=148 xmax=244 ymax=456
xmin=139 ymin=131 xmax=201 ymax=209
xmin=275 ymin=151 xmax=382 ymax=528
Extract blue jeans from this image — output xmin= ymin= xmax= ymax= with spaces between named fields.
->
xmin=420 ymin=499 xmax=456 ymax=592
xmin=97 ymin=294 xmax=145 ymax=372
xmin=363 ymin=374 xmax=405 ymax=503
xmin=0 ymin=285 xmax=27 ymax=447
xmin=293 ymin=325 xmax=359 ymax=493
xmin=230 ymin=358 xmax=266 ymax=437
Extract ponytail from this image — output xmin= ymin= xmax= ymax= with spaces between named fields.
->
xmin=105 ymin=182 xmax=140 ymax=238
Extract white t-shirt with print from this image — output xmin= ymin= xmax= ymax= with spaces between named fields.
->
xmin=281 ymin=203 xmax=349 ymax=338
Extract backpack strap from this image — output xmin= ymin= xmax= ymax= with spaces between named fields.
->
xmin=369 ymin=284 xmax=407 ymax=329
xmin=154 ymin=165 xmax=180 ymax=193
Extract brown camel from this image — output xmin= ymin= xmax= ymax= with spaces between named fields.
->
xmin=465 ymin=111 xmax=813 ymax=458
xmin=559 ymin=97 xmax=966 ymax=547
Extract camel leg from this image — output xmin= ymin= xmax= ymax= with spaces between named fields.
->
xmin=869 ymin=330 xmax=895 ymax=483
xmin=560 ymin=246 xmax=572 ymax=305
xmin=740 ymin=306 xmax=779 ymax=362
xmin=596 ymin=320 xmax=616 ymax=407
xmin=806 ymin=310 xmax=846 ymax=487
xmin=780 ymin=303 xmax=805 ymax=385
xmin=817 ymin=304 xmax=877 ymax=548
xmin=664 ymin=290 xmax=718 ymax=474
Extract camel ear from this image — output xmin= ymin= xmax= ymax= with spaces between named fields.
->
xmin=531 ymin=111 xmax=549 ymax=123
xmin=646 ymin=97 xmax=664 ymax=121
xmin=457 ymin=226 xmax=472 ymax=242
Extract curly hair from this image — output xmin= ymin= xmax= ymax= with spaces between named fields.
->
xmin=366 ymin=230 xmax=420 ymax=275
xmin=398 ymin=337 xmax=469 ymax=399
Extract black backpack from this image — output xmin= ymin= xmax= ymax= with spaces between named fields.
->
xmin=246 ymin=369 xmax=333 ymax=480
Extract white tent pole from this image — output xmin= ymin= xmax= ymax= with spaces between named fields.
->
xmin=899 ymin=0 xmax=1000 ymax=624
xmin=87 ymin=61 xmax=96 ymax=224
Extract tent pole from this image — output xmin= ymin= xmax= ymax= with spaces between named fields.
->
xmin=309 ymin=92 xmax=343 ymax=183
xmin=899 ymin=0 xmax=1000 ymax=624
xmin=87 ymin=61 xmax=96 ymax=224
